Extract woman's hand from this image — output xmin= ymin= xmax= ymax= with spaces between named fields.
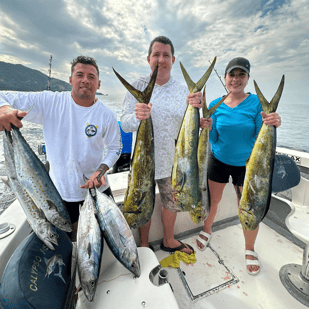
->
xmin=200 ymin=117 xmax=213 ymax=130
xmin=261 ymin=112 xmax=281 ymax=128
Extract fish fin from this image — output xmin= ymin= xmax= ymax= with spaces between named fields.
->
xmin=208 ymin=93 xmax=228 ymax=117
xmin=201 ymin=87 xmax=208 ymax=118
xmin=120 ymin=234 xmax=126 ymax=247
xmin=83 ymin=174 xmax=89 ymax=182
xmin=113 ymin=63 xmax=158 ymax=104
xmin=142 ymin=62 xmax=159 ymax=103
xmin=254 ymin=80 xmax=269 ymax=113
xmin=87 ymin=242 xmax=92 ymax=259
xmin=269 ymin=75 xmax=285 ymax=113
xmin=4 ymin=129 xmax=13 ymax=143
xmin=180 ymin=57 xmax=217 ymax=93
xmin=46 ymin=199 xmax=58 ymax=211
xmin=254 ymin=76 xmax=284 ymax=114
xmin=17 ymin=105 xmax=35 ymax=121
xmin=44 ymin=160 xmax=50 ymax=173
xmin=1 ymin=177 xmax=11 ymax=189
xmin=179 ymin=62 xmax=196 ymax=93
xmin=176 ymin=172 xmax=186 ymax=192
xmin=54 ymin=271 xmax=66 ymax=284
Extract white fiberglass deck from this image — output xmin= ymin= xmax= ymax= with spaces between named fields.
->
xmin=155 ymin=223 xmax=307 ymax=309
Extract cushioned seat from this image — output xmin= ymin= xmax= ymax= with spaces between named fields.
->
xmin=274 ymin=177 xmax=309 ymax=307
xmin=0 ymin=229 xmax=73 ymax=309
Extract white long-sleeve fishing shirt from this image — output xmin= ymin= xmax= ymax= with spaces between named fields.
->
xmin=121 ymin=75 xmax=188 ymax=180
xmin=0 ymin=91 xmax=122 ymax=201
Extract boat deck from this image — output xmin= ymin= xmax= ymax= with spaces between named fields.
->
xmin=153 ymin=222 xmax=307 ymax=309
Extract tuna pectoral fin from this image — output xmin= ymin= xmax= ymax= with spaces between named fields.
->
xmin=1 ymin=177 xmax=11 ymax=189
xmin=177 ymin=173 xmax=186 ymax=192
xmin=254 ymin=75 xmax=285 ymax=113
xmin=113 ymin=63 xmax=158 ymax=103
xmin=180 ymin=57 xmax=217 ymax=93
xmin=17 ymin=105 xmax=35 ymax=121
xmin=46 ymin=199 xmax=58 ymax=211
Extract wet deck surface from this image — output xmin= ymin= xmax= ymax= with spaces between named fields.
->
xmin=154 ymin=223 xmax=307 ymax=309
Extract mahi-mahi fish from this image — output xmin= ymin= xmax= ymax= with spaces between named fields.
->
xmin=2 ymin=129 xmax=58 ymax=250
xmin=113 ymin=63 xmax=158 ymax=229
xmin=77 ymin=189 xmax=103 ymax=302
xmin=172 ymin=57 xmax=216 ymax=212
xmin=190 ymin=88 xmax=227 ymax=223
xmin=93 ymin=188 xmax=141 ymax=278
xmin=9 ymin=124 xmax=72 ymax=232
xmin=238 ymin=75 xmax=285 ymax=231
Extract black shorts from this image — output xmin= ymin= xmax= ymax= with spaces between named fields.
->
xmin=64 ymin=186 xmax=113 ymax=224
xmin=208 ymin=153 xmax=246 ymax=186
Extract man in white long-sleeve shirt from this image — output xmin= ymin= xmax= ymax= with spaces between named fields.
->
xmin=121 ymin=36 xmax=202 ymax=254
xmin=0 ymin=56 xmax=122 ymax=240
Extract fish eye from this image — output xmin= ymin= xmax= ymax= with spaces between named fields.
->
xmin=91 ymin=281 xmax=95 ymax=287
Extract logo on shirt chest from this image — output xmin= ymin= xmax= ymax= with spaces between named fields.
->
xmin=85 ymin=124 xmax=98 ymax=137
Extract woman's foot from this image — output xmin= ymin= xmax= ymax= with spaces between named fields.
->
xmin=196 ymin=230 xmax=212 ymax=251
xmin=245 ymin=250 xmax=260 ymax=275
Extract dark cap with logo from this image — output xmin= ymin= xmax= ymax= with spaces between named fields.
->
xmin=225 ymin=57 xmax=250 ymax=75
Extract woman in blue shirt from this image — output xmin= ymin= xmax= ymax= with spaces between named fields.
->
xmin=196 ymin=57 xmax=282 ymax=275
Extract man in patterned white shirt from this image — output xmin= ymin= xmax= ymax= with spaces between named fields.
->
xmin=121 ymin=36 xmax=203 ymax=254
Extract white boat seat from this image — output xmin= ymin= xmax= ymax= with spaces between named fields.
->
xmin=274 ymin=176 xmax=309 ymax=307
xmin=285 ymin=177 xmax=309 ymax=244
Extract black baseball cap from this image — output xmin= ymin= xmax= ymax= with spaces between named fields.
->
xmin=225 ymin=57 xmax=250 ymax=75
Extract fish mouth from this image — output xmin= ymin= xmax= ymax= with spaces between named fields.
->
xmin=42 ymin=239 xmax=55 ymax=250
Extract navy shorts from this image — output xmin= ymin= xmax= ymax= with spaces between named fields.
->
xmin=208 ymin=153 xmax=246 ymax=186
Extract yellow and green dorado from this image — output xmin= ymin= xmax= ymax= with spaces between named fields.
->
xmin=190 ymin=89 xmax=227 ymax=223
xmin=113 ymin=64 xmax=158 ymax=229
xmin=238 ymin=75 xmax=285 ymax=231
xmin=172 ymin=57 xmax=216 ymax=212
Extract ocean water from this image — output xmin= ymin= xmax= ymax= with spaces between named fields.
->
xmin=0 ymin=92 xmax=308 ymax=215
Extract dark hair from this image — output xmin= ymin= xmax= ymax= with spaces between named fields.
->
xmin=148 ymin=36 xmax=175 ymax=56
xmin=71 ymin=56 xmax=99 ymax=76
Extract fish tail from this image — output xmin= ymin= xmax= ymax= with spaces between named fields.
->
xmin=269 ymin=75 xmax=285 ymax=112
xmin=113 ymin=63 xmax=158 ymax=104
xmin=55 ymin=272 xmax=66 ymax=284
xmin=208 ymin=93 xmax=228 ymax=117
xmin=201 ymin=87 xmax=208 ymax=118
xmin=180 ymin=57 xmax=216 ymax=93
xmin=254 ymin=75 xmax=284 ymax=113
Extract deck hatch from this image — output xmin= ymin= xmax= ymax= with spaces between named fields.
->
xmin=177 ymin=243 xmax=239 ymax=301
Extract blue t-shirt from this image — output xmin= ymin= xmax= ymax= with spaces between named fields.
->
xmin=209 ymin=93 xmax=263 ymax=166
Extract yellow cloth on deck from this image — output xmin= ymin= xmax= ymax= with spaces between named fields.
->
xmin=160 ymin=251 xmax=197 ymax=268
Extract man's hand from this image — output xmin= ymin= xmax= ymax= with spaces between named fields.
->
xmin=0 ymin=106 xmax=27 ymax=131
xmin=80 ymin=164 xmax=109 ymax=189
xmin=135 ymin=103 xmax=152 ymax=120
xmin=186 ymin=92 xmax=204 ymax=108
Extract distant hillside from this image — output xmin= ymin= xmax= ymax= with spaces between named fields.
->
xmin=0 ymin=61 xmax=72 ymax=92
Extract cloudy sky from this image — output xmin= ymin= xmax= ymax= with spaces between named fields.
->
xmin=0 ymin=0 xmax=308 ymax=105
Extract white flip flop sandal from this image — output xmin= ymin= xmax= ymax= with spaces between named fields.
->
xmin=196 ymin=231 xmax=212 ymax=251
xmin=245 ymin=250 xmax=260 ymax=275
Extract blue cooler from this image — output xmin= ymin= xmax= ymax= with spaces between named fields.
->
xmin=112 ymin=122 xmax=132 ymax=173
